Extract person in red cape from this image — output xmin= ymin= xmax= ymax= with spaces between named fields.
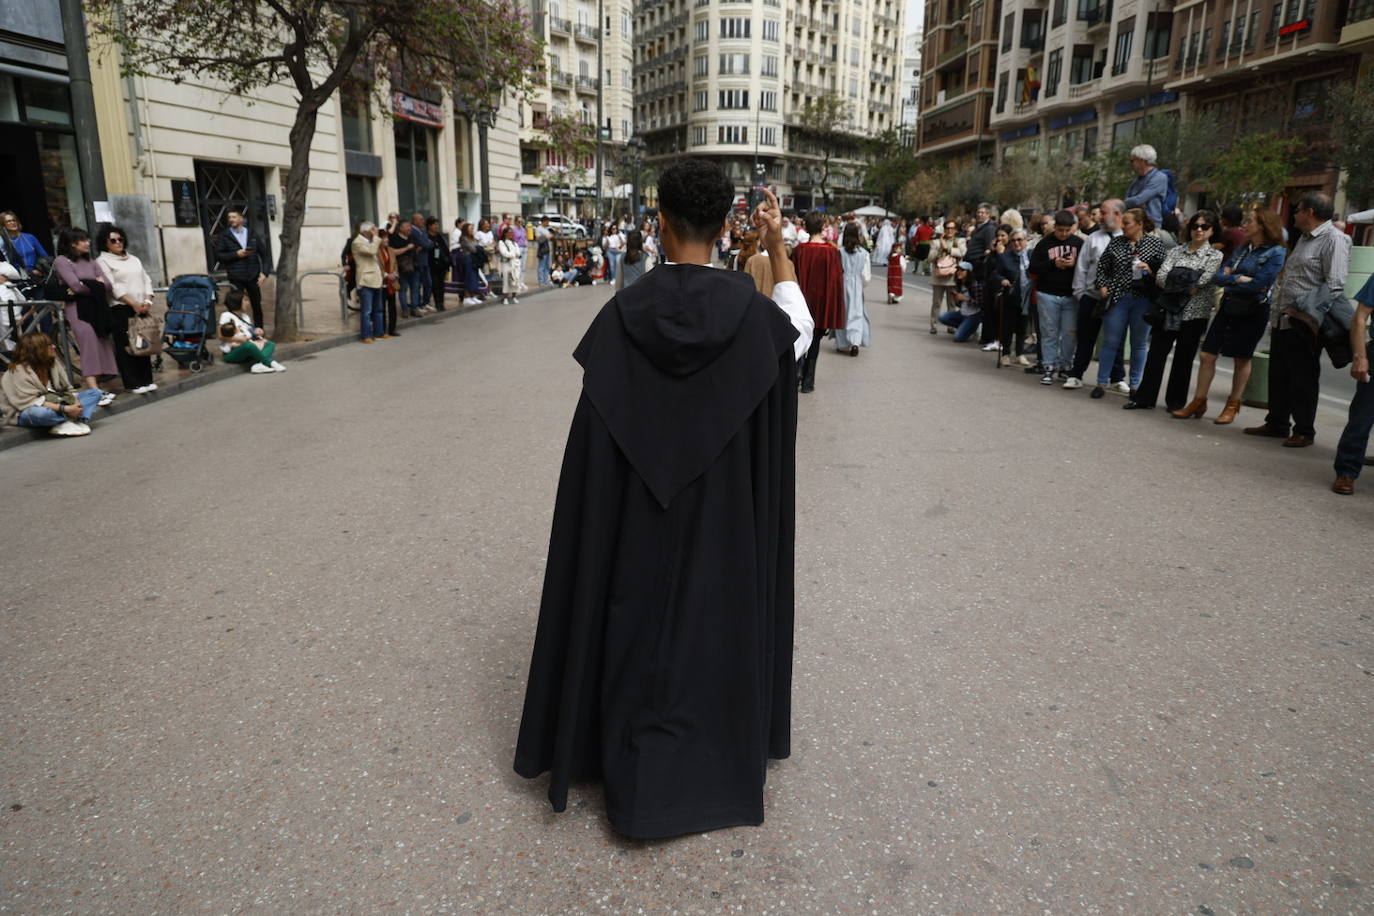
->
xmin=886 ymin=242 xmax=904 ymax=303
xmin=793 ymin=210 xmax=845 ymax=393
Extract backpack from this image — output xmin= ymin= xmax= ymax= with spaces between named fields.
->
xmin=1161 ymin=168 xmax=1178 ymax=216
xmin=126 ymin=312 xmax=164 ymax=356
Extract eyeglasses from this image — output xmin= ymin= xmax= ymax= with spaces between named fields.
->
xmin=1191 ymin=224 xmax=1212 ymax=231
xmin=107 ymin=237 xmax=125 ymax=244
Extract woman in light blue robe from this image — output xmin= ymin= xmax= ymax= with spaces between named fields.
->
xmin=834 ymin=223 xmax=871 ymax=354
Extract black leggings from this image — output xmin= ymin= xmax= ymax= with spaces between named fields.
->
xmin=109 ymin=303 xmax=154 ymax=389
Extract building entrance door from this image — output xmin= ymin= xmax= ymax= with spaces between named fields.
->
xmin=193 ymin=160 xmax=272 ymax=274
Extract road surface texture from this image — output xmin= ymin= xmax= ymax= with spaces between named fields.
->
xmin=3 ymin=273 xmax=1371 ymax=914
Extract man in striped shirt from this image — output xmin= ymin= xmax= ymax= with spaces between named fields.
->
xmin=1244 ymin=192 xmax=1351 ymax=448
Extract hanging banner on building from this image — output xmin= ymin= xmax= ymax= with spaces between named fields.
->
xmin=392 ymin=91 xmax=444 ymax=127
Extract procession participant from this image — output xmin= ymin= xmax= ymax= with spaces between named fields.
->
xmin=793 ymin=210 xmax=845 ymax=392
xmin=514 ymin=161 xmax=812 ymax=839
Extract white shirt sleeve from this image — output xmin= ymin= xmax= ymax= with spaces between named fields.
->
xmin=770 ymin=280 xmax=815 ymax=362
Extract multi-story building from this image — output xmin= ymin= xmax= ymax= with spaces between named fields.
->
xmin=633 ymin=0 xmax=905 ymax=213
xmin=1167 ymin=0 xmax=1360 ymax=208
xmin=517 ymin=0 xmax=636 ymax=219
xmin=915 ymin=0 xmax=999 ymax=164
xmin=901 ymin=31 xmax=923 ymax=145
xmin=987 ymin=0 xmax=1180 ymax=179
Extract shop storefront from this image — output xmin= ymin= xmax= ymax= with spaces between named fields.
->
xmin=392 ymin=90 xmax=442 ymax=219
xmin=1 ymin=0 xmax=86 ymax=252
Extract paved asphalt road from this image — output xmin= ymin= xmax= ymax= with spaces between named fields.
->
xmin=3 ymin=272 xmax=1371 ymax=914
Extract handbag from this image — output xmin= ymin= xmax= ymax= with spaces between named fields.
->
xmin=934 ymin=254 xmax=957 ymax=277
xmin=126 ymin=312 xmax=164 ymax=356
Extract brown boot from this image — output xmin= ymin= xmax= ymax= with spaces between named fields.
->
xmin=1170 ymin=397 xmax=1207 ymax=419
xmin=1213 ymin=398 xmax=1242 ymax=425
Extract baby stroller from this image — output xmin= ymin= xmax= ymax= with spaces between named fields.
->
xmin=163 ymin=274 xmax=218 ymax=372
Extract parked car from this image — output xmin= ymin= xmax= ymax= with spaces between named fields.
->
xmin=530 ymin=213 xmax=587 ymax=238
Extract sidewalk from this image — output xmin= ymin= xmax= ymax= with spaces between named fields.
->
xmin=0 ymin=264 xmax=554 ymax=453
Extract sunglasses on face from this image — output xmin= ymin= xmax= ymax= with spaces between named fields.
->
xmin=108 ymin=237 xmax=125 ymax=243
xmin=1192 ymin=224 xmax=1212 ymax=231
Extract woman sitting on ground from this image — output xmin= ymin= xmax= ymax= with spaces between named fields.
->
xmin=0 ymin=331 xmax=101 ymax=436
xmin=218 ymin=289 xmax=285 ymax=373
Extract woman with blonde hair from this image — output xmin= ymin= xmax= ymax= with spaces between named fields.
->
xmin=0 ymin=331 xmax=101 ymax=436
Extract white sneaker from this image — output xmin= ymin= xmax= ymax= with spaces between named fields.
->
xmin=131 ymin=385 xmax=150 ymax=395
xmin=462 ymin=297 xmax=480 ymax=305
xmin=511 ymin=296 xmax=520 ymax=304
xmin=49 ymin=420 xmax=91 ymax=437
xmin=146 ymin=383 xmax=157 ymax=392
xmin=1062 ymin=377 xmax=1083 ymax=389
xmin=250 ymin=363 xmax=275 ymax=374
xmin=1112 ymin=381 xmax=1131 ymax=393
xmin=97 ymin=391 xmax=116 ymax=406
xmin=1014 ymin=355 xmax=1034 ymax=367
xmin=271 ymin=361 xmax=286 ymax=372
xmin=981 ymin=342 xmax=1000 ymax=352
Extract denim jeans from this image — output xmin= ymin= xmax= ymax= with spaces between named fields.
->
xmin=938 ymin=309 xmax=981 ymax=342
xmin=537 ymin=252 xmax=551 ymax=286
xmin=415 ymin=261 xmax=432 ymax=308
xmin=398 ymin=271 xmax=421 ymax=313
xmin=607 ymin=249 xmax=622 ymax=282
xmin=1335 ymin=342 xmax=1374 ymax=478
xmin=17 ymin=387 xmax=101 ymax=426
xmin=1036 ymin=292 xmax=1077 ymax=370
xmin=1097 ymin=292 xmax=1152 ymax=388
xmin=358 ymin=286 xmax=384 ymax=339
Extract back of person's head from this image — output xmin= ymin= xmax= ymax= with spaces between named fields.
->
xmin=1221 ymin=205 xmax=1244 ymax=227
xmin=842 ymin=222 xmax=862 ymax=253
xmin=624 ymin=229 xmax=644 ymax=264
xmin=225 ymin=288 xmax=245 ymax=313
xmin=1251 ymin=209 xmax=1285 ymax=246
xmin=656 ymin=159 xmax=733 ymax=245
xmin=803 ymin=211 xmax=825 ymax=235
xmin=1298 ymin=192 xmax=1334 ymax=223
xmin=999 ymin=208 xmax=1024 ymax=230
xmin=1162 ymin=212 xmax=1181 ymax=235
xmin=57 ymin=227 xmax=89 ymax=259
xmin=1054 ymin=210 xmax=1076 ymax=228
xmin=10 ymin=331 xmax=54 ymax=373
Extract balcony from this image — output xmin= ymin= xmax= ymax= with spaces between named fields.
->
xmin=574 ymin=23 xmax=598 ymax=43
xmin=1080 ymin=1 xmax=1112 ymax=29
xmin=1350 ymin=0 xmax=1374 ymax=24
xmin=551 ymin=70 xmax=574 ymax=87
xmin=549 ymin=16 xmax=571 ymax=34
xmin=576 ymin=75 xmax=600 ymax=93
xmin=1068 ymin=79 xmax=1099 ymax=99
xmin=1021 ymin=34 xmax=1045 ymax=53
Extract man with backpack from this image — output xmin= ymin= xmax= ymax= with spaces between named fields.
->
xmin=1124 ymin=145 xmax=1174 ymax=228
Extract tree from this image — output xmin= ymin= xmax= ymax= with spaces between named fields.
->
xmin=1071 ymin=113 xmax=1220 ymax=206
xmin=899 ymin=164 xmax=948 ymax=215
xmin=89 ymin=0 xmax=543 ymax=340
xmin=793 ymin=93 xmax=854 ymax=210
xmin=944 ymin=161 xmax=996 ymax=213
xmin=537 ymin=111 xmax=597 ymax=215
xmin=990 ymin=155 xmax=1063 ymax=212
xmin=1331 ymin=71 xmax=1374 ymax=212
xmin=861 ymin=128 xmax=918 ymax=212
xmin=1205 ymin=132 xmax=1299 ymax=208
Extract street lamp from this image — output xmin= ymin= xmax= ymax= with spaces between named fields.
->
xmin=626 ymin=136 xmax=645 ymax=218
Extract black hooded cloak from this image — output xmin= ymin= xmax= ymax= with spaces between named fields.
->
xmin=513 ymin=264 xmax=799 ymax=839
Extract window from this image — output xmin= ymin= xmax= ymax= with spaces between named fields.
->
xmin=995 ymin=70 xmax=1008 ymax=113
xmin=850 ymin=46 xmax=860 ymax=66
xmin=718 ymin=124 xmax=748 ymax=143
xmin=1143 ymin=11 xmax=1172 ymax=59
xmin=762 ymin=55 xmax=778 ymax=76
xmin=1246 ymin=10 xmax=1260 ymax=50
xmin=719 ymin=88 xmax=750 ymax=108
xmin=1070 ymin=47 xmax=1095 ymax=84
xmin=694 ymin=90 xmax=708 ymax=110
xmin=579 ymin=59 xmax=589 ymax=77
xmin=694 ymin=19 xmax=708 ymax=41
xmin=760 ymin=126 xmax=777 ymax=146
xmin=1052 ymin=0 xmax=1067 ymax=28
xmin=1200 ymin=27 xmax=1212 ymax=64
xmin=694 ymin=55 xmax=709 ymax=76
xmin=720 ymin=17 xmax=750 ymax=38
xmin=1045 ymin=48 xmax=1062 ymax=97
xmin=1266 ymin=3 xmax=1281 ymax=44
xmin=719 ymin=53 xmax=750 ymax=74
xmin=849 ymin=77 xmax=859 ymax=97
xmin=1217 ymin=19 xmax=1230 ymax=57
xmin=692 ymin=126 xmax=707 ymax=145
xmin=1002 ymin=13 xmax=1014 ymax=52
xmin=1231 ymin=16 xmax=1244 ymax=55
xmin=1083 ymin=125 xmax=1098 ymax=159
xmin=1293 ymin=75 xmax=1334 ymax=123
xmin=852 ymin=15 xmax=862 ymax=35
xmin=761 ymin=89 xmax=777 ymax=110
xmin=622 ymin=11 xmax=630 ymax=36
xmin=1112 ymin=117 xmax=1142 ymax=146
xmin=763 ymin=20 xmax=779 ymax=41
xmin=1111 ymin=21 xmax=1134 ymax=75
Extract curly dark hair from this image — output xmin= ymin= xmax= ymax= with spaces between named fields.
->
xmin=657 ymin=158 xmax=734 ymax=244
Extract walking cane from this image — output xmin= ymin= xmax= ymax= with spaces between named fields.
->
xmin=994 ymin=286 xmax=1004 ymax=370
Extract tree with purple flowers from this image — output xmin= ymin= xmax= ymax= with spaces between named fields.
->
xmin=88 ymin=0 xmax=543 ymax=340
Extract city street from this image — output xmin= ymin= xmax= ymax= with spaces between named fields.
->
xmin=2 ymin=272 xmax=1371 ymax=913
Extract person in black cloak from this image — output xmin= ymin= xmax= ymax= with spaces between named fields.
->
xmin=513 ymin=160 xmax=815 ymax=839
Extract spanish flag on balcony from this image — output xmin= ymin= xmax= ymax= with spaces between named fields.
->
xmin=1024 ymin=65 xmax=1040 ymax=103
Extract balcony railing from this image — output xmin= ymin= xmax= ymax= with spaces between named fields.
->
xmin=551 ymin=70 xmax=574 ymax=87
xmin=1350 ymin=0 xmax=1374 ymax=24
xmin=549 ymin=16 xmax=571 ymax=33
xmin=576 ymin=75 xmax=601 ymax=91
xmin=1068 ymin=79 xmax=1099 ymax=99
xmin=574 ymin=24 xmax=598 ymax=42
